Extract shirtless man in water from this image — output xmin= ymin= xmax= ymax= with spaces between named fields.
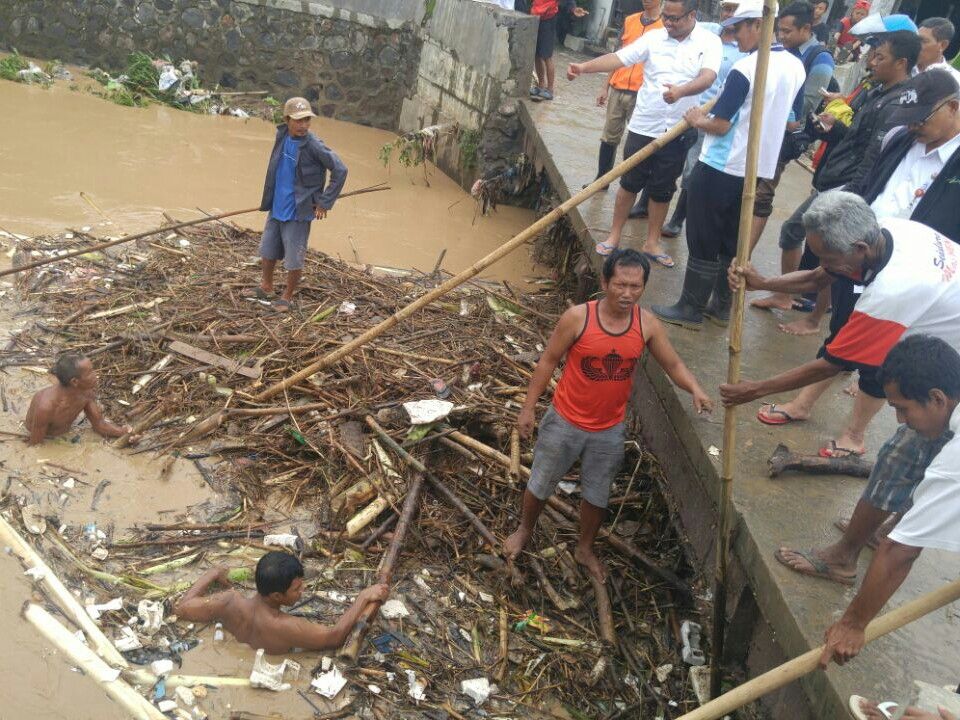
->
xmin=25 ymin=354 xmax=130 ymax=446
xmin=503 ymin=249 xmax=712 ymax=583
xmin=174 ymin=552 xmax=389 ymax=654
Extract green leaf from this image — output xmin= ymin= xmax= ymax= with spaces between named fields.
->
xmin=486 ymin=294 xmax=523 ymax=318
xmin=405 ymin=422 xmax=437 ymax=442
xmin=311 ymin=306 xmax=336 ymax=322
xmin=287 ymin=425 xmax=307 ymax=445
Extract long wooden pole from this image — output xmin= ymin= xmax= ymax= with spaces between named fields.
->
xmin=339 ymin=469 xmax=425 ymax=662
xmin=252 ymin=100 xmax=715 ymax=402
xmin=1 ymin=184 xmax=389 ymax=279
xmin=679 ymin=576 xmax=960 ymax=720
xmin=710 ymin=3 xmax=778 ymax=699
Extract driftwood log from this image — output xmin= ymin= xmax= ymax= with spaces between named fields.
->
xmin=767 ymin=443 xmax=874 ymax=478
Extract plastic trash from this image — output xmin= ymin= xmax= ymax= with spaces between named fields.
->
xmin=681 ymin=620 xmax=705 ymax=666
xmin=655 ymin=663 xmax=673 ymax=683
xmin=213 ymin=623 xmax=224 ymax=642
xmin=157 ymin=699 xmax=178 ymax=713
xmin=91 ymin=547 xmax=109 ymax=561
xmin=151 ymin=659 xmax=175 ymax=676
xmin=83 ymin=523 xmax=98 ymax=541
xmin=402 ymin=399 xmax=453 ymax=424
xmin=137 ymin=599 xmax=164 ymax=635
xmin=379 ymin=599 xmax=410 ymax=619
xmin=114 ymin=626 xmax=142 ymax=651
xmin=405 ymin=669 xmax=426 ymax=702
xmin=21 ymin=504 xmax=46 ymax=535
xmin=174 ymin=686 xmax=196 ymax=706
xmin=311 ymin=665 xmax=348 ymax=698
xmin=86 ymin=597 xmax=124 ymax=620
xmin=262 ymin=533 xmax=302 ymax=551
xmin=461 ymin=677 xmax=491 ymax=706
xmin=249 ymin=649 xmax=301 ymax=692
xmin=338 ymin=301 xmax=356 ymax=315
xmin=158 ymin=64 xmax=181 ymax=92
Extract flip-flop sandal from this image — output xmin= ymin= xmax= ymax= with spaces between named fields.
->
xmin=595 ymin=241 xmax=618 ymax=256
xmin=819 ymin=440 xmax=866 ymax=459
xmin=774 ymin=547 xmax=856 ymax=586
xmin=834 ymin=517 xmax=880 ymax=551
xmin=241 ymin=287 xmax=273 ymax=301
xmin=272 ymin=299 xmax=293 ymax=313
xmin=642 ymin=252 xmax=675 ymax=268
xmin=791 ymin=297 xmax=816 ymax=313
xmin=757 ymin=403 xmax=802 ymax=426
xmin=848 ymin=695 xmax=898 ymax=720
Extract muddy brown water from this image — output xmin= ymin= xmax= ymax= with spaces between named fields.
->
xmin=0 ymin=75 xmax=538 ymax=284
xmin=0 ymin=72 xmax=541 ymax=719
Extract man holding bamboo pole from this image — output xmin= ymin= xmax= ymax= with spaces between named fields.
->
xmin=651 ymin=0 xmax=806 ymax=329
xmin=817 ymin=336 xmax=960 ymax=720
xmin=503 ymin=249 xmax=712 ymax=583
xmin=243 ymin=97 xmax=347 ymax=313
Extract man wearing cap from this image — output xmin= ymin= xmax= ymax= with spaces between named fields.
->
xmin=650 ymin=0 xmax=805 ymax=329
xmin=917 ymin=17 xmax=960 ymax=85
xmin=244 ymin=97 xmax=347 ymax=312
xmin=567 ymin=0 xmax=722 ymax=266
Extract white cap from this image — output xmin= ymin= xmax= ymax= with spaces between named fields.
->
xmin=720 ymin=0 xmax=777 ymax=26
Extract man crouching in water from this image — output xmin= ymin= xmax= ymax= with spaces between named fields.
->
xmin=504 ymin=248 xmax=713 ymax=583
xmin=25 ymin=353 xmax=131 ymax=445
xmin=175 ymin=552 xmax=389 ymax=654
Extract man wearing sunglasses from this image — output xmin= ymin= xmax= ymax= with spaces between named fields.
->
xmin=567 ymin=0 xmax=722 ymax=266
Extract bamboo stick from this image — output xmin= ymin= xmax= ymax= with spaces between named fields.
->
xmin=509 ymin=428 xmax=521 ymax=483
xmin=0 ymin=513 xmax=127 ymax=667
xmin=588 ymin=574 xmax=617 ymax=646
xmin=346 ymin=496 xmax=390 ymax=537
xmin=252 ymin=100 xmax=715 ymax=402
xmin=678 ymin=576 xmax=960 ymax=719
xmin=339 ymin=470 xmax=425 ymax=661
xmin=711 ymin=1 xmax=777 ymax=699
xmin=23 ymin=604 xmax=164 ymax=720
xmin=115 ymin=403 xmax=167 ymax=449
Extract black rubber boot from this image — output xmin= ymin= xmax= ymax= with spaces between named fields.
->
xmin=584 ymin=141 xmax=617 ymax=190
xmin=661 ymin=190 xmax=687 ymax=238
xmin=628 ymin=188 xmax=649 ymax=218
xmin=651 ymin=257 xmax=718 ymax=330
xmin=704 ymin=255 xmax=733 ymax=327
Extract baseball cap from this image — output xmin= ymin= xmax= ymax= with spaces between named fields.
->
xmin=850 ymin=13 xmax=918 ymax=37
xmin=283 ymin=97 xmax=316 ymax=120
xmin=721 ymin=0 xmax=777 ymax=27
xmin=887 ymin=69 xmax=960 ymax=125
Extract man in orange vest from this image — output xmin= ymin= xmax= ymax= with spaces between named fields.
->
xmin=590 ymin=0 xmax=665 ymax=188
xmin=503 ymin=249 xmax=712 ymax=583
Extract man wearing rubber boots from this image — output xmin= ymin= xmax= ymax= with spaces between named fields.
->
xmin=244 ymin=97 xmax=347 ymax=313
xmin=503 ymin=249 xmax=713 ymax=583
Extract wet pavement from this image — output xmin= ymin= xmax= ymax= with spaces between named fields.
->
xmin=523 ymin=48 xmax=960 ymax=718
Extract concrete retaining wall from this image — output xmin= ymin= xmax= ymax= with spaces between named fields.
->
xmin=0 ymin=0 xmax=424 ymax=129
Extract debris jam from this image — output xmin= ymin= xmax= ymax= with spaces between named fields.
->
xmin=0 ymin=221 xmax=706 ymax=718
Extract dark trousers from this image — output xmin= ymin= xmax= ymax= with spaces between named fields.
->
xmin=686 ymin=163 xmax=744 ymax=262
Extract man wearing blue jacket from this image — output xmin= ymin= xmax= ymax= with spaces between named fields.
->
xmin=245 ymin=97 xmax=347 ymax=312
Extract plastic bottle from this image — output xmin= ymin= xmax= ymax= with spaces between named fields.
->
xmin=213 ymin=623 xmax=224 ymax=642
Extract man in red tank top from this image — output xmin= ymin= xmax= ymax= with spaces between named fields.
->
xmin=504 ymin=249 xmax=712 ymax=583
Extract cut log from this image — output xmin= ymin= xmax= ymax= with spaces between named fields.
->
xmin=589 ymin=574 xmax=617 ymax=646
xmin=509 ymin=428 xmax=521 ymax=483
xmin=331 ymin=478 xmax=377 ymax=515
xmin=167 ymin=340 xmax=261 ymax=379
xmin=115 ymin=404 xmax=167 ymax=449
xmin=767 ymin=443 xmax=874 ymax=478
xmin=346 ymin=496 xmax=390 ymax=537
xmin=132 ymin=354 xmax=173 ymax=395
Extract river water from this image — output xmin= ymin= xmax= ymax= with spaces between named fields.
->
xmin=0 ymin=76 xmax=537 ymax=284
xmin=0 ymin=72 xmax=539 ymax=719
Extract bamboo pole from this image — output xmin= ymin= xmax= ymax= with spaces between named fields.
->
xmin=252 ymin=100 xmax=715 ymax=402
xmin=339 ymin=470 xmax=425 ymax=661
xmin=710 ymin=1 xmax=778 ymax=699
xmin=24 ymin=604 xmax=165 ymax=720
xmin=0 ymin=513 xmax=128 ymax=667
xmin=2 ymin=184 xmax=389 ymax=279
xmin=678 ymin=576 xmax=960 ymax=720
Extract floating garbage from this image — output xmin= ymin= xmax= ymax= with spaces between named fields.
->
xmin=249 ymin=649 xmax=301 ymax=692
xmin=403 ymin=399 xmax=453 ymax=425
xmin=86 ymin=597 xmax=123 ymax=620
xmin=311 ymin=665 xmax=348 ymax=699
xmin=137 ymin=599 xmax=164 ymax=636
xmin=380 ymin=599 xmax=410 ymax=619
xmin=262 ymin=533 xmax=302 ymax=551
xmin=461 ymin=677 xmax=491 ymax=706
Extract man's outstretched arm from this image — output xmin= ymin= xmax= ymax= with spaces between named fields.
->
xmin=273 ymin=583 xmax=389 ymax=652
xmin=720 ymin=357 xmax=842 ymax=407
xmin=84 ymin=400 xmax=129 ymax=439
xmin=174 ymin=567 xmax=235 ymax=622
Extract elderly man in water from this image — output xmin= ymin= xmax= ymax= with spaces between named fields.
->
xmin=175 ymin=552 xmax=389 ymax=654
xmin=25 ymin=353 xmax=131 ymax=445
xmin=243 ymin=97 xmax=348 ymax=313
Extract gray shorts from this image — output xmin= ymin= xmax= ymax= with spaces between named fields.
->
xmin=260 ymin=216 xmax=311 ymax=270
xmin=863 ymin=425 xmax=952 ymax=513
xmin=526 ymin=405 xmax=625 ymax=508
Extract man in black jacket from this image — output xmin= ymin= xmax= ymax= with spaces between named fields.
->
xmin=245 ymin=97 xmax=347 ymax=312
xmin=751 ymin=30 xmax=920 ymax=325
xmin=850 ymin=69 xmax=960 ymax=240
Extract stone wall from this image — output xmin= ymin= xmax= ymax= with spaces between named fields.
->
xmin=0 ymin=0 xmax=424 ymax=130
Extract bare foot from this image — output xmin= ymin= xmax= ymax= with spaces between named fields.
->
xmin=844 ymin=379 xmax=860 ymax=397
xmin=574 ymin=544 xmax=608 ymax=584
xmin=504 ymin=527 xmax=532 ymax=561
xmin=751 ymin=293 xmax=794 ymax=311
xmin=778 ymin=316 xmax=821 ymax=336
xmin=856 ymin=697 xmax=901 ymax=720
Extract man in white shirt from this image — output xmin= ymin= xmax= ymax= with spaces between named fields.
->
xmin=917 ymin=17 xmax=960 ymax=85
xmin=567 ymin=0 xmax=722 ymax=266
xmin=651 ymin=0 xmax=806 ymax=329
xmin=818 ymin=335 xmax=960 ymax=720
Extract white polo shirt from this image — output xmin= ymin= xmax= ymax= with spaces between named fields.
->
xmin=871 ymin=131 xmax=960 ymax=220
xmin=916 ymin=60 xmax=960 ymax=87
xmin=888 ymin=404 xmax=960 ymax=552
xmin=699 ymin=45 xmax=806 ymax=179
xmin=615 ymin=24 xmax=722 ymax=137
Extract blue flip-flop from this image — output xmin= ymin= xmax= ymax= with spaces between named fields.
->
xmin=595 ymin=241 xmax=617 ymax=256
xmin=643 ymin=251 xmax=675 ymax=268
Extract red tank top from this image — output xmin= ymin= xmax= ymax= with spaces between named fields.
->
xmin=552 ymin=301 xmax=645 ymax=431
